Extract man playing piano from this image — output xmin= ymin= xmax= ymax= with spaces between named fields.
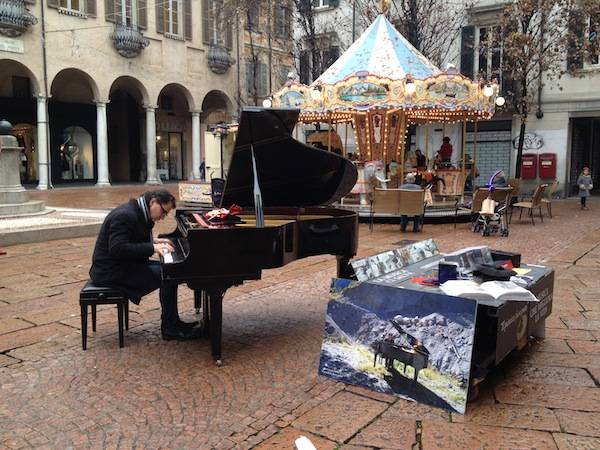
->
xmin=90 ymin=189 xmax=201 ymax=341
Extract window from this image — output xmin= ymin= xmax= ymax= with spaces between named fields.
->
xmin=165 ymin=0 xmax=183 ymax=36
xmin=246 ymin=4 xmax=260 ymax=31
xmin=202 ymin=0 xmax=233 ymax=49
xmin=321 ymin=46 xmax=339 ymax=72
xmin=246 ymin=60 xmax=269 ymax=98
xmin=312 ymin=0 xmax=337 ymax=9
xmin=279 ymin=66 xmax=293 ymax=86
xmin=275 ymin=6 xmax=292 ymax=38
xmin=59 ymin=0 xmax=84 ymax=13
xmin=106 ymin=0 xmax=147 ymax=29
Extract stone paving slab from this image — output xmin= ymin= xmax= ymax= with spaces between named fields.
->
xmin=1 ymin=188 xmax=600 ymax=448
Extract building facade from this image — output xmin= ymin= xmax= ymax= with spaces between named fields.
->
xmin=459 ymin=0 xmax=600 ymax=196
xmin=0 ymin=0 xmax=241 ymax=188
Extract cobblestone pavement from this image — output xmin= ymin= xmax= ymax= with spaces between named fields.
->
xmin=1 ymin=186 xmax=600 ymax=449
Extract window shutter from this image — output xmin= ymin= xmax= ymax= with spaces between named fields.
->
xmin=202 ymin=0 xmax=210 ymax=44
xmin=156 ymin=0 xmax=164 ymax=34
xmin=567 ymin=10 xmax=585 ymax=70
xmin=261 ymin=63 xmax=269 ymax=96
xmin=460 ymin=26 xmax=475 ymax=79
xmin=47 ymin=0 xmax=59 ymax=9
xmin=225 ymin=19 xmax=233 ymax=49
xmin=246 ymin=61 xmax=255 ymax=97
xmin=184 ymin=0 xmax=192 ymax=40
xmin=86 ymin=0 xmax=97 ymax=17
xmin=105 ymin=0 xmax=115 ymax=23
xmin=137 ymin=0 xmax=147 ymax=29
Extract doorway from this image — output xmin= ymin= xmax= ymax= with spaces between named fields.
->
xmin=570 ymin=118 xmax=600 ymax=196
xmin=156 ymin=131 xmax=183 ymax=180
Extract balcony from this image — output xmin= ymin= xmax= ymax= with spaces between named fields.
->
xmin=111 ymin=24 xmax=150 ymax=58
xmin=0 ymin=0 xmax=37 ymax=38
xmin=207 ymin=44 xmax=236 ymax=75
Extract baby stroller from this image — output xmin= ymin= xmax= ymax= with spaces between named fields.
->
xmin=472 ymin=171 xmax=512 ymax=237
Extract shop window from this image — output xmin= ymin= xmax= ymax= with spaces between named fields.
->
xmin=58 ymin=126 xmax=94 ymax=181
xmin=156 ymin=132 xmax=183 ymax=181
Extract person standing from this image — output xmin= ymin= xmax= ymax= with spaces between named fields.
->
xmin=438 ymin=137 xmax=453 ymax=166
xmin=578 ymin=167 xmax=593 ymax=210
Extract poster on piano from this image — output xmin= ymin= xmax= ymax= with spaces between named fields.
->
xmin=318 ymin=279 xmax=477 ymax=413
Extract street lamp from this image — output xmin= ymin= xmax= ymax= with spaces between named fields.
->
xmin=483 ymin=84 xmax=494 ymax=97
xmin=262 ymin=97 xmax=272 ymax=108
xmin=495 ymin=96 xmax=506 ymax=107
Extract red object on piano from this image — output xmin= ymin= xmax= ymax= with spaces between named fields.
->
xmin=0 ymin=248 xmax=6 ymax=256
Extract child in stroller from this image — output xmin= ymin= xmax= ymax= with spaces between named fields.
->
xmin=472 ymin=171 xmax=512 ymax=237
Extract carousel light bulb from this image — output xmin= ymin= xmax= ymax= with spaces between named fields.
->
xmin=495 ymin=96 xmax=506 ymax=107
xmin=262 ymin=98 xmax=272 ymax=108
xmin=483 ymin=84 xmax=494 ymax=97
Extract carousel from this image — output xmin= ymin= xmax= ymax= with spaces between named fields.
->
xmin=272 ymin=10 xmax=504 ymax=216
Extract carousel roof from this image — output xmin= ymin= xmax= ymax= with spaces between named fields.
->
xmin=315 ymin=14 xmax=441 ymax=85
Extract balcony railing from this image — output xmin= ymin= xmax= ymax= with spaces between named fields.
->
xmin=208 ymin=44 xmax=236 ymax=74
xmin=0 ymin=0 xmax=37 ymax=38
xmin=111 ymin=24 xmax=150 ymax=58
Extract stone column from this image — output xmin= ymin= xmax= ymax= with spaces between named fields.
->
xmin=36 ymin=95 xmax=49 ymax=190
xmin=145 ymin=105 xmax=160 ymax=184
xmin=191 ymin=110 xmax=201 ymax=180
xmin=95 ymin=100 xmax=110 ymax=186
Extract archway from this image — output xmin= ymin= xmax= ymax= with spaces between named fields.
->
xmin=155 ymin=83 xmax=194 ymax=181
xmin=201 ymin=90 xmax=234 ymax=126
xmin=49 ymin=68 xmax=99 ymax=184
xmin=0 ymin=59 xmax=40 ymax=183
xmin=108 ymin=76 xmax=149 ymax=182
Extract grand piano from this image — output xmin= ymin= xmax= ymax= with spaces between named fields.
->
xmin=160 ymin=107 xmax=359 ymax=365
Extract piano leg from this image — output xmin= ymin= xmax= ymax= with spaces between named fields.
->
xmin=194 ymin=290 xmax=202 ymax=314
xmin=336 ymin=255 xmax=353 ymax=279
xmin=205 ymin=286 xmax=226 ymax=366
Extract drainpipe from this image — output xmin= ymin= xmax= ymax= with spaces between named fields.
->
xmin=40 ymin=0 xmax=53 ymax=188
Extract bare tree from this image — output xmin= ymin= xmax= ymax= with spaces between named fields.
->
xmin=293 ymin=0 xmax=322 ymax=82
xmin=354 ymin=0 xmax=471 ymax=67
xmin=485 ymin=0 xmax=600 ymax=177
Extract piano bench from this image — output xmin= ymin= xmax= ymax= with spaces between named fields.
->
xmin=80 ymin=281 xmax=130 ymax=350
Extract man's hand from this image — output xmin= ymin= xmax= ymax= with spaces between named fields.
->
xmin=153 ymin=242 xmax=174 ymax=256
xmin=153 ymin=237 xmax=172 ymax=245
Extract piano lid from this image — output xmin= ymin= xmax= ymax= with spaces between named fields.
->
xmin=221 ymin=107 xmax=358 ymax=208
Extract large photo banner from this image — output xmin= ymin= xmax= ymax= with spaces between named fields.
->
xmin=319 ymin=279 xmax=477 ymax=413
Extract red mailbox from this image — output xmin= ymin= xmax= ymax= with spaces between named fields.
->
xmin=539 ymin=153 xmax=557 ymax=179
xmin=521 ymin=154 xmax=538 ymax=180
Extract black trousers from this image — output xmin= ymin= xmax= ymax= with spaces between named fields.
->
xmin=581 ymin=197 xmax=587 ymax=207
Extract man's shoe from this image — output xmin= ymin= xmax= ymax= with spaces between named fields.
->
xmin=176 ymin=319 xmax=199 ymax=330
xmin=161 ymin=324 xmax=203 ymax=341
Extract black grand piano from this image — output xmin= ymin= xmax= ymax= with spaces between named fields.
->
xmin=160 ymin=107 xmax=359 ymax=365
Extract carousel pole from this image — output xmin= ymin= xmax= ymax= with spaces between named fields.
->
xmin=400 ymin=113 xmax=406 ymax=183
xmin=462 ymin=119 xmax=467 ymax=201
xmin=344 ymin=120 xmax=348 ymax=157
xmin=328 ymin=113 xmax=332 ymax=152
xmin=473 ymin=117 xmax=478 ymax=189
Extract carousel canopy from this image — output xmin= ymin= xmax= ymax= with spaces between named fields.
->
xmin=316 ymin=14 xmax=440 ymax=85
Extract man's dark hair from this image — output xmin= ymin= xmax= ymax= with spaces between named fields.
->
xmin=144 ymin=189 xmax=176 ymax=208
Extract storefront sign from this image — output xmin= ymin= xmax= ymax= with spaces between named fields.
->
xmin=0 ymin=37 xmax=24 ymax=54
xmin=178 ymin=182 xmax=212 ymax=204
